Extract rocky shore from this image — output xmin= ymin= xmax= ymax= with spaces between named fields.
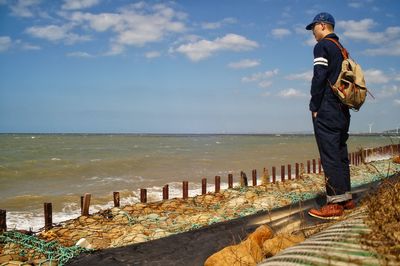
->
xmin=1 ymin=156 xmax=400 ymax=266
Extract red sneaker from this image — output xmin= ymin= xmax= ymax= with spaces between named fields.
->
xmin=342 ymin=200 xmax=356 ymax=210
xmin=308 ymin=204 xmax=344 ymax=220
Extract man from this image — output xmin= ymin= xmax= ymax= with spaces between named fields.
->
xmin=305 ymin=12 xmax=355 ymax=219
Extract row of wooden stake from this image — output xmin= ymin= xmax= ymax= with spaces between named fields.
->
xmin=0 ymin=144 xmax=399 ymax=233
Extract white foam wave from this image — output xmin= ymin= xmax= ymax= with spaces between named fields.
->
xmin=6 ymin=209 xmax=81 ymax=232
xmin=86 ymin=175 xmax=141 ymax=185
xmin=364 ymin=154 xmax=392 ymax=163
xmin=6 ymin=199 xmax=140 ymax=231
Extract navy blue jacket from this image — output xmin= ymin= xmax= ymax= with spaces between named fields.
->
xmin=309 ymin=33 xmax=343 ymax=112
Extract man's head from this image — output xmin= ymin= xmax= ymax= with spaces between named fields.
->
xmin=306 ymin=12 xmax=335 ymax=41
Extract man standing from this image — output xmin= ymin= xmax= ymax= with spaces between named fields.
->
xmin=306 ymin=12 xmax=355 ymax=219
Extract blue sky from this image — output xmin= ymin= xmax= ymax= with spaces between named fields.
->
xmin=0 ymin=0 xmax=399 ymax=134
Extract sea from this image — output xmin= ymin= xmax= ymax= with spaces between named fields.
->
xmin=0 ymin=133 xmax=398 ymax=231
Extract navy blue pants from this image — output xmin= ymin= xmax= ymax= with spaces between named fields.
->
xmin=313 ymin=101 xmax=351 ymax=199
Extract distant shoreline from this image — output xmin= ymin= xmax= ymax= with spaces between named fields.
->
xmin=0 ymin=132 xmax=399 ymax=137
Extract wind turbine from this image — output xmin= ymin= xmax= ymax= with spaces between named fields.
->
xmin=368 ymin=123 xmax=373 ymax=134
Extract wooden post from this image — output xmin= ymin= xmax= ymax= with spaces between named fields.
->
xmin=0 ymin=209 xmax=6 ymax=233
xmin=288 ymin=164 xmax=291 ymax=180
xmin=183 ymin=181 xmax=189 ymax=199
xmin=44 ymin=203 xmax=52 ymax=230
xmin=281 ymin=165 xmax=285 ymax=182
xmin=272 ymin=166 xmax=276 ymax=183
xmin=312 ymin=159 xmax=316 ymax=173
xmin=140 ymin=189 xmax=147 ymax=203
xmin=307 ymin=160 xmax=310 ymax=174
xmin=228 ymin=174 xmax=233 ymax=189
xmin=215 ymin=176 xmax=221 ymax=193
xmin=202 ymin=178 xmax=207 ymax=195
xmin=163 ymin=185 xmax=169 ymax=200
xmin=82 ymin=193 xmax=91 ymax=216
xmin=240 ymin=171 xmax=248 ymax=187
xmin=295 ymin=163 xmax=299 ymax=179
xmin=318 ymin=158 xmax=322 ymax=173
xmin=113 ymin=192 xmax=120 ymax=207
xmin=252 ymin=169 xmax=257 ymax=186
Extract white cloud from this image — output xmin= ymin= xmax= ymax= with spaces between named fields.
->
xmin=336 ymin=19 xmax=400 ymax=45
xmin=336 ymin=19 xmax=400 ymax=57
xmin=145 ymin=51 xmax=161 ymax=59
xmin=278 ymin=88 xmax=306 ymax=98
xmin=364 ymin=69 xmax=390 ymax=84
xmin=175 ymin=33 xmax=258 ymax=61
xmin=69 ymin=12 xmax=121 ymax=32
xmin=25 ymin=24 xmax=91 ymax=44
xmin=62 ymin=0 xmax=100 ymax=10
xmin=294 ymin=25 xmax=307 ymax=35
xmin=201 ymin=17 xmax=237 ymax=30
xmin=305 ymin=35 xmax=317 ymax=46
xmin=242 ymin=69 xmax=279 ymax=89
xmin=394 ymin=72 xmax=400 ymax=81
xmin=104 ymin=43 xmax=124 ymax=56
xmin=394 ymin=99 xmax=400 ymax=106
xmin=66 ymin=51 xmax=93 ymax=57
xmin=0 ymin=37 xmax=41 ymax=51
xmin=364 ymin=40 xmax=400 ymax=56
xmin=242 ymin=69 xmax=279 ymax=83
xmin=258 ymin=80 xmax=273 ymax=88
xmin=228 ymin=59 xmax=260 ymax=69
xmin=348 ymin=0 xmax=375 ymax=9
xmin=10 ymin=0 xmax=41 ymax=18
xmin=377 ymin=85 xmax=400 ymax=98
xmin=348 ymin=2 xmax=363 ymax=8
xmin=21 ymin=43 xmax=41 ymax=50
xmin=0 ymin=36 xmax=12 ymax=52
xmin=285 ymin=71 xmax=313 ymax=82
xmin=271 ymin=28 xmax=291 ymax=39
xmin=68 ymin=3 xmax=187 ymax=54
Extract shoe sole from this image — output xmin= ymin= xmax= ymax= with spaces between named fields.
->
xmin=308 ymin=211 xmax=342 ymax=220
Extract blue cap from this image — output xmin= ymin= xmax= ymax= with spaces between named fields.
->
xmin=306 ymin=12 xmax=335 ymax=30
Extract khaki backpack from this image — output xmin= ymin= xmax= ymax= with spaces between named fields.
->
xmin=325 ymin=38 xmax=373 ymax=111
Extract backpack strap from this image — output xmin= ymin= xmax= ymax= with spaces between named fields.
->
xmin=325 ymin=37 xmax=349 ymax=60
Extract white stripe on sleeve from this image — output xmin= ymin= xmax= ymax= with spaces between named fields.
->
xmin=314 ymin=57 xmax=328 ymax=66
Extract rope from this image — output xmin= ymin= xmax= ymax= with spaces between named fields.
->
xmin=0 ymin=231 xmax=92 ymax=266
